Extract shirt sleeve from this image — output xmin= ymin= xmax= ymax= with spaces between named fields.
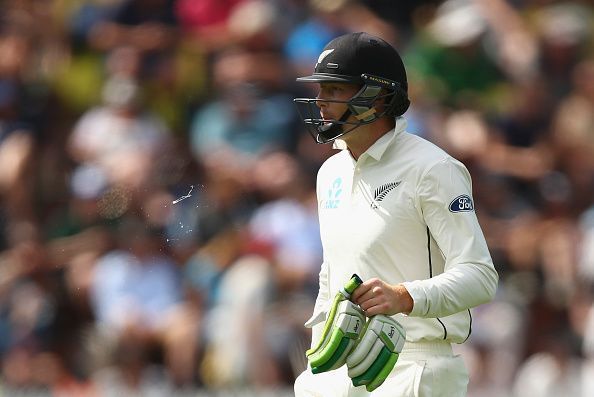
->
xmin=403 ymin=157 xmax=498 ymax=318
xmin=304 ymin=260 xmax=330 ymax=349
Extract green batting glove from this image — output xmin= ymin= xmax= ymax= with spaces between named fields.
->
xmin=346 ymin=314 xmax=406 ymax=392
xmin=307 ymin=274 xmax=365 ymax=374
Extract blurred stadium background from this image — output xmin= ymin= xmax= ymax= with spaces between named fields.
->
xmin=0 ymin=0 xmax=593 ymax=396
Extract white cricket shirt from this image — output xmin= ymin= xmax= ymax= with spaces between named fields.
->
xmin=306 ymin=117 xmax=498 ymax=344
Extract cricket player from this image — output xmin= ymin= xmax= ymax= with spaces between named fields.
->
xmin=293 ymin=32 xmax=499 ymax=396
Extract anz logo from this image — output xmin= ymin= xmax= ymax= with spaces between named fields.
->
xmin=320 ymin=178 xmax=343 ymax=209
xmin=449 ymin=194 xmax=475 ymax=212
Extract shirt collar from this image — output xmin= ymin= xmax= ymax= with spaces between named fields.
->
xmin=333 ymin=117 xmax=408 ymax=161
xmin=333 ymin=117 xmax=407 ymax=161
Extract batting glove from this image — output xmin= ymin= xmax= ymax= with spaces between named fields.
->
xmin=346 ymin=314 xmax=406 ymax=392
xmin=307 ymin=274 xmax=365 ymax=374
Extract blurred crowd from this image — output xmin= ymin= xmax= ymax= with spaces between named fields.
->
xmin=0 ymin=0 xmax=593 ymax=396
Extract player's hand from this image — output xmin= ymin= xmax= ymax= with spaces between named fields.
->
xmin=351 ymin=278 xmax=413 ymax=316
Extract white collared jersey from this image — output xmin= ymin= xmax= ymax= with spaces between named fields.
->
xmin=307 ymin=118 xmax=498 ymax=345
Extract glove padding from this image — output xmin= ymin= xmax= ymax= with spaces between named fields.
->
xmin=307 ymin=274 xmax=365 ymax=374
xmin=346 ymin=314 xmax=406 ymax=392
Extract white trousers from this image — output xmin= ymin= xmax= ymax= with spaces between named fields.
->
xmin=294 ymin=341 xmax=468 ymax=397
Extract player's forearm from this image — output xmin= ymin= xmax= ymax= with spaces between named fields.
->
xmin=402 ymin=262 xmax=498 ymax=318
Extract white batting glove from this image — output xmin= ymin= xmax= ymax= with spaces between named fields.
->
xmin=307 ymin=274 xmax=365 ymax=373
xmin=346 ymin=314 xmax=406 ymax=392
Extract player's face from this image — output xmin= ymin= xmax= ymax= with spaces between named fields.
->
xmin=316 ymin=83 xmax=360 ymax=122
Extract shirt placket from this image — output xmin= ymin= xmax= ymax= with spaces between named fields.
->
xmin=351 ymin=155 xmax=369 ymax=207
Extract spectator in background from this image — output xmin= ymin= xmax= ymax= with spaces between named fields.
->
xmin=551 ymin=59 xmax=594 ymax=212
xmin=175 ymin=0 xmax=246 ymax=52
xmin=248 ymin=152 xmax=321 ymax=295
xmin=404 ymin=0 xmax=505 ymax=108
xmin=90 ymin=217 xmax=179 ymax=332
xmin=67 ymin=48 xmax=172 ymax=191
xmin=0 ymin=23 xmax=38 ymax=234
xmin=189 ymin=46 xmax=299 ymax=168
xmin=81 ymin=0 xmax=182 ymax=128
xmin=248 ymin=151 xmax=324 ymax=382
xmin=531 ymin=2 xmax=592 ymax=98
xmin=0 ymin=221 xmax=84 ymax=395
xmin=87 ymin=0 xmax=178 ymax=63
xmin=89 ymin=215 xmax=201 ymax=390
xmin=284 ymin=0 xmax=349 ymax=80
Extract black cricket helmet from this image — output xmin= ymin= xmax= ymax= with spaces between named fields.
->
xmin=294 ymin=32 xmax=410 ymax=144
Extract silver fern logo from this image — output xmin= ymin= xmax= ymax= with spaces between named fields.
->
xmin=371 ymin=181 xmax=401 ymax=209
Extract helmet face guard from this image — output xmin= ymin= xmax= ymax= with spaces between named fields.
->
xmin=294 ymin=74 xmax=409 ymax=144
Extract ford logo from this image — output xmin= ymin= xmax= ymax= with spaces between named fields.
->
xmin=449 ymin=194 xmax=474 ymax=212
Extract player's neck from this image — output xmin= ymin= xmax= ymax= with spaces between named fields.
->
xmin=343 ymin=119 xmax=394 ymax=160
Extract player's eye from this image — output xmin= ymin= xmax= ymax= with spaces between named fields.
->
xmin=319 ymin=86 xmax=341 ymax=97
